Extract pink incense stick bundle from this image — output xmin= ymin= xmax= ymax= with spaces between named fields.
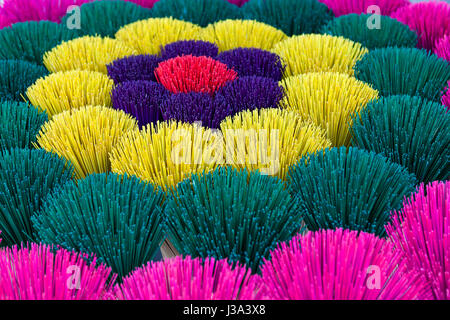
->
xmin=126 ymin=0 xmax=161 ymax=8
xmin=386 ymin=181 xmax=450 ymax=300
xmin=260 ymin=228 xmax=431 ymax=300
xmin=115 ymin=256 xmax=265 ymax=300
xmin=435 ymin=35 xmax=450 ymax=62
xmin=442 ymin=82 xmax=450 ymax=110
xmin=0 ymin=0 xmax=92 ymax=28
xmin=0 ymin=243 xmax=116 ymax=300
xmin=391 ymin=2 xmax=450 ymax=51
xmin=318 ymin=0 xmax=408 ymax=17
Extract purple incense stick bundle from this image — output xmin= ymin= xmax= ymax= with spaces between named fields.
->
xmin=260 ymin=228 xmax=431 ymax=300
xmin=0 ymin=243 xmax=115 ymax=300
xmin=114 ymin=255 xmax=264 ymax=300
xmin=107 ymin=54 xmax=163 ymax=84
xmin=216 ymin=48 xmax=285 ymax=81
xmin=386 ymin=181 xmax=449 ymax=300
xmin=160 ymin=40 xmax=219 ymax=60
xmin=216 ymin=76 xmax=284 ymax=115
xmin=112 ymin=80 xmax=170 ymax=127
xmin=160 ymin=92 xmax=231 ymax=129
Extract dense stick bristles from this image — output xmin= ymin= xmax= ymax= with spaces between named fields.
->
xmin=60 ymin=0 xmax=152 ymax=38
xmin=0 ymin=59 xmax=47 ymax=102
xmin=242 ymin=0 xmax=333 ymax=37
xmin=33 ymin=173 xmax=166 ymax=279
xmin=220 ymin=108 xmax=332 ymax=180
xmin=216 ymin=76 xmax=285 ymax=114
xmin=0 ymin=148 xmax=73 ymax=246
xmin=115 ymin=17 xmax=202 ymax=55
xmin=386 ymin=181 xmax=449 ymax=300
xmin=115 ymin=256 xmax=264 ymax=300
xmin=112 ymin=80 xmax=170 ymax=128
xmin=110 ymin=121 xmax=221 ymax=191
xmin=200 ymin=19 xmax=287 ymax=52
xmin=160 ymin=92 xmax=230 ymax=129
xmin=0 ymin=100 xmax=48 ymax=150
xmin=151 ymin=0 xmax=241 ymax=27
xmin=272 ymin=34 xmax=368 ymax=77
xmin=0 ymin=21 xmax=79 ymax=65
xmin=154 ymin=55 xmax=237 ymax=94
xmin=160 ymin=40 xmax=219 ymax=60
xmin=435 ymin=35 xmax=450 ymax=62
xmin=322 ymin=14 xmax=417 ymax=50
xmin=443 ymin=82 xmax=450 ymax=110
xmin=164 ymin=167 xmax=304 ymax=272
xmin=317 ymin=0 xmax=408 ymax=17
xmin=0 ymin=0 xmax=92 ymax=28
xmin=35 ymin=106 xmax=138 ymax=179
xmin=43 ymin=35 xmax=136 ymax=74
xmin=391 ymin=2 xmax=450 ymax=51
xmin=287 ymin=147 xmax=417 ymax=237
xmin=281 ymin=72 xmax=379 ymax=146
xmin=127 ymin=0 xmax=159 ymax=8
xmin=0 ymin=0 xmax=448 ymax=302
xmin=226 ymin=0 xmax=249 ymax=6
xmin=355 ymin=47 xmax=450 ymax=102
xmin=261 ymin=229 xmax=430 ymax=300
xmin=0 ymin=243 xmax=115 ymax=300
xmin=352 ymin=95 xmax=450 ymax=184
xmin=216 ymin=47 xmax=285 ymax=81
xmin=106 ymin=54 xmax=163 ymax=84
xmin=26 ymin=70 xmax=114 ymax=118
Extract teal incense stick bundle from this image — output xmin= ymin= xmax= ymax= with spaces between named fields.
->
xmin=0 ymin=21 xmax=79 ymax=65
xmin=164 ymin=167 xmax=303 ymax=272
xmin=0 ymin=100 xmax=48 ymax=150
xmin=354 ymin=47 xmax=450 ymax=102
xmin=352 ymin=95 xmax=450 ymax=184
xmin=322 ymin=14 xmax=417 ymax=50
xmin=287 ymin=147 xmax=417 ymax=237
xmin=33 ymin=173 xmax=166 ymax=278
xmin=0 ymin=148 xmax=73 ymax=246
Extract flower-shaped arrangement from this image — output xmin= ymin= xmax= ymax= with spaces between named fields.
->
xmin=0 ymin=0 xmax=448 ymax=302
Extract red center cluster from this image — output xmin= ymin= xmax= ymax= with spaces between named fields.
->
xmin=154 ymin=55 xmax=238 ymax=94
